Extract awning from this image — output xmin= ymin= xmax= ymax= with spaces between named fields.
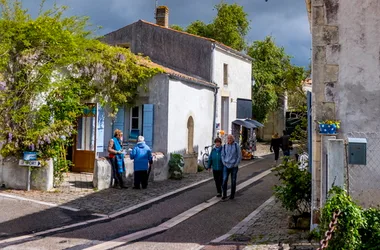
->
xmin=232 ymin=120 xmax=256 ymax=129
xmin=245 ymin=119 xmax=264 ymax=128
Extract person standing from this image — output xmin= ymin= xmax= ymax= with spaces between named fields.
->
xmin=281 ymin=130 xmax=291 ymax=157
xmin=270 ymin=132 xmax=281 ymax=164
xmin=207 ymin=137 xmax=224 ymax=197
xmin=130 ymin=136 xmax=153 ymax=189
xmin=221 ymin=134 xmax=241 ymax=201
xmin=108 ymin=129 xmax=126 ymax=189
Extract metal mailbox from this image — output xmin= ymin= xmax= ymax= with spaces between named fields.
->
xmin=348 ymin=138 xmax=367 ymax=165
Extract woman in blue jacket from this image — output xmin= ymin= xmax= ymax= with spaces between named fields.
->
xmin=207 ymin=137 xmax=224 ymax=197
xmin=130 ymin=136 xmax=153 ymax=189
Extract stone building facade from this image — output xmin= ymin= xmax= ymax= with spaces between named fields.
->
xmin=307 ymin=0 xmax=380 ymax=226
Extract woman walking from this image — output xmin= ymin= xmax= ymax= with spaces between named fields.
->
xmin=270 ymin=132 xmax=281 ymax=164
xmin=207 ymin=137 xmax=224 ymax=197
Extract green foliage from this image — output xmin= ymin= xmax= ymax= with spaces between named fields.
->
xmin=168 ymin=153 xmax=184 ymax=180
xmin=320 ymin=187 xmax=365 ymax=250
xmin=0 ymin=0 xmax=161 ymax=185
xmin=248 ymin=37 xmax=305 ymax=123
xmin=197 ymin=165 xmax=204 ymax=172
xmin=320 ymin=187 xmax=380 ymax=249
xmin=174 ymin=2 xmax=250 ymax=51
xmin=360 ymin=209 xmax=380 ymax=249
xmin=170 ymin=24 xmax=184 ymax=31
xmin=273 ymin=159 xmax=311 ymax=215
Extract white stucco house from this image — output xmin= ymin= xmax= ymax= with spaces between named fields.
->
xmin=71 ymin=6 xmax=253 ymax=175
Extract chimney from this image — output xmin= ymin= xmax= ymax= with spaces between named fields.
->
xmin=156 ymin=6 xmax=169 ymax=28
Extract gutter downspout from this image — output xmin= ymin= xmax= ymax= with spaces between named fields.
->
xmin=211 ymin=43 xmax=217 ymax=143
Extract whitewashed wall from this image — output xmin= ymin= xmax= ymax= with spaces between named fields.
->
xmin=167 ymin=79 xmax=215 ymax=159
xmin=212 ymin=46 xmax=252 ymax=134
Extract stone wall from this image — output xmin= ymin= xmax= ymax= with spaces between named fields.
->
xmin=311 ymin=0 xmax=380 ymax=218
xmin=0 ymin=157 xmax=54 ymax=191
xmin=102 ymin=20 xmax=213 ymax=82
xmin=93 ymin=154 xmax=168 ymax=191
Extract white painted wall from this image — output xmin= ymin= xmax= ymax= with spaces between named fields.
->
xmin=212 ymin=47 xmax=252 ymax=134
xmin=167 ymin=79 xmax=215 ymax=159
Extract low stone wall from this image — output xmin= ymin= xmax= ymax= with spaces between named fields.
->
xmin=0 ymin=157 xmax=54 ymax=191
xmin=93 ymin=153 xmax=168 ymax=190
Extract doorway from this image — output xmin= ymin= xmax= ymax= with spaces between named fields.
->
xmin=73 ymin=103 xmax=97 ymax=173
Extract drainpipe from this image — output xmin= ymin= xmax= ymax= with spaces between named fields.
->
xmin=211 ymin=43 xmax=217 ymax=143
xmin=212 ymin=87 xmax=219 ymax=142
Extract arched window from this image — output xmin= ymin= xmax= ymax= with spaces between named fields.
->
xmin=187 ymin=116 xmax=194 ymax=154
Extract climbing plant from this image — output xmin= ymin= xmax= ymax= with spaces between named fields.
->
xmin=0 ymin=0 xmax=161 ymax=184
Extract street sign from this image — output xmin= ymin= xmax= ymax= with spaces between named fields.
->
xmin=19 ymin=160 xmax=41 ymax=167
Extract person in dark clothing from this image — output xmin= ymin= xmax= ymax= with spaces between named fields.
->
xmin=281 ymin=130 xmax=291 ymax=157
xmin=207 ymin=137 xmax=224 ymax=197
xmin=108 ymin=129 xmax=126 ymax=189
xmin=270 ymin=132 xmax=281 ymax=164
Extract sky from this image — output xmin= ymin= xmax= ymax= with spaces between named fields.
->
xmin=20 ymin=0 xmax=311 ymax=67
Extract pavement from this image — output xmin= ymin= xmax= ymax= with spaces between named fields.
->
xmin=0 ymin=143 xmax=317 ymax=249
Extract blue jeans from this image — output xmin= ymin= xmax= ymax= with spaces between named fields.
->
xmin=222 ymin=166 xmax=239 ymax=198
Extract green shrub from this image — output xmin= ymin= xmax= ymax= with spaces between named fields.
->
xmin=273 ymin=158 xmax=311 ymax=215
xmin=197 ymin=165 xmax=204 ymax=172
xmin=320 ymin=186 xmax=365 ymax=250
xmin=361 ymin=208 xmax=380 ymax=249
xmin=168 ymin=153 xmax=184 ymax=180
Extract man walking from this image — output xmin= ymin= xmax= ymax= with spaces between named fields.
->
xmin=281 ymin=130 xmax=291 ymax=157
xmin=221 ymin=134 xmax=242 ymax=201
xmin=130 ymin=136 xmax=153 ymax=189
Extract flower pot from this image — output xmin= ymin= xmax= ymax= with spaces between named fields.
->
xmin=319 ymin=124 xmax=337 ymax=134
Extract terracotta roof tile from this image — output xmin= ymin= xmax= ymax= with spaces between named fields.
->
xmin=137 ymin=56 xmax=216 ymax=88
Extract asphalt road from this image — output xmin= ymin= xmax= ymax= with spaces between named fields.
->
xmin=0 ymin=197 xmax=100 ymax=240
xmin=1 ymin=155 xmax=278 ymax=250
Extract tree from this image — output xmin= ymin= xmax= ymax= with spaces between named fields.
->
xmin=170 ymin=24 xmax=184 ymax=32
xmin=0 ymin=0 xmax=161 ymax=184
xmin=248 ymin=37 xmax=305 ymax=123
xmin=172 ymin=2 xmax=250 ymax=51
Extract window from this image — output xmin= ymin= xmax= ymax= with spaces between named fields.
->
xmin=131 ymin=106 xmax=139 ymax=130
xmin=223 ymin=63 xmax=228 ymax=85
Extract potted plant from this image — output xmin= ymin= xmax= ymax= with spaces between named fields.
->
xmin=318 ymin=120 xmax=340 ymax=134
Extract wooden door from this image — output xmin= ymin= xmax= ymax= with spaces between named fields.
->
xmin=72 ymin=104 xmax=97 ymax=173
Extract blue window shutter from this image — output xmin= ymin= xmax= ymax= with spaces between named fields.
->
xmin=112 ymin=107 xmax=125 ymax=135
xmin=143 ymin=104 xmax=154 ymax=149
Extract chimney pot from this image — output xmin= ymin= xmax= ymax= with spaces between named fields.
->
xmin=156 ymin=6 xmax=169 ymax=28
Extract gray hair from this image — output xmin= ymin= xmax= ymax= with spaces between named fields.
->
xmin=138 ymin=136 xmax=145 ymax=142
xmin=227 ymin=134 xmax=235 ymax=140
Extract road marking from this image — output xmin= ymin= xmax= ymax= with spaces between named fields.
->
xmin=84 ymin=167 xmax=274 ymax=250
xmin=211 ymin=196 xmax=276 ymax=243
xmin=0 ymin=193 xmax=80 ymax=212
xmin=0 ymin=158 xmax=266 ymax=246
xmin=108 ymin=158 xmax=263 ymax=218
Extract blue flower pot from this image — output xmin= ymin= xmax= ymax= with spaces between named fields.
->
xmin=319 ymin=124 xmax=337 ymax=134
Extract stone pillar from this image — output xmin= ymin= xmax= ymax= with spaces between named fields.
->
xmin=310 ymin=0 xmax=340 ymax=229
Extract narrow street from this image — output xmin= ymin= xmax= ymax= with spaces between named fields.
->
xmin=0 ymin=155 xmax=279 ymax=250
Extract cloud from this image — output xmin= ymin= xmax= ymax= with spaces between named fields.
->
xmin=19 ymin=0 xmax=311 ymax=66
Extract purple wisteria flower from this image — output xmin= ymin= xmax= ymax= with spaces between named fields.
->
xmin=116 ymin=53 xmax=126 ymax=62
xmin=30 ymin=144 xmax=35 ymax=151
xmin=111 ymin=75 xmax=118 ymax=82
xmin=7 ymin=133 xmax=12 ymax=143
xmin=0 ymin=81 xmax=6 ymax=91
